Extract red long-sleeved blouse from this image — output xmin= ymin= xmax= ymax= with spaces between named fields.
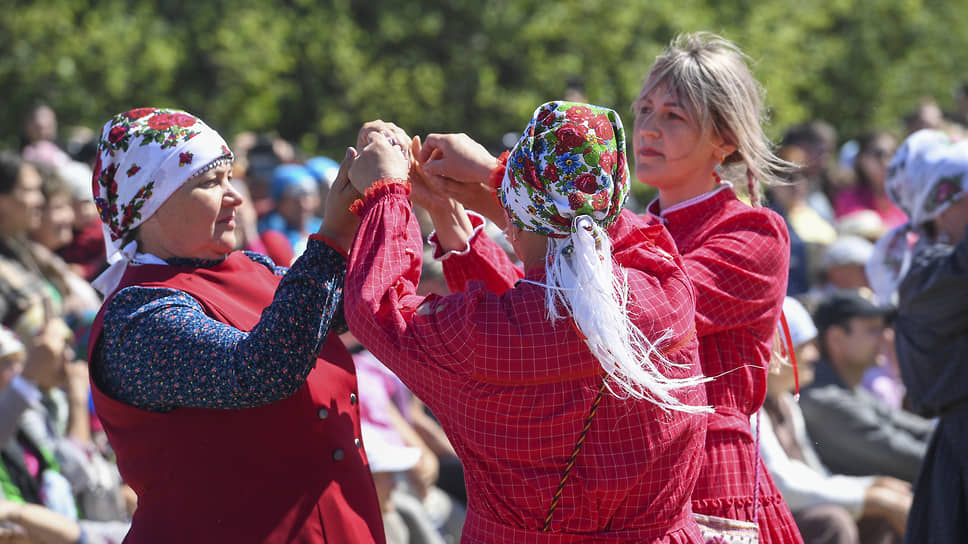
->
xmin=644 ymin=185 xmax=803 ymax=544
xmin=346 ymin=183 xmax=708 ymax=543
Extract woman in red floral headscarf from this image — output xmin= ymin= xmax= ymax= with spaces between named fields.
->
xmin=415 ymin=34 xmax=801 ymax=544
xmin=343 ymin=103 xmax=710 ymax=543
xmin=86 ymin=108 xmax=383 ymax=543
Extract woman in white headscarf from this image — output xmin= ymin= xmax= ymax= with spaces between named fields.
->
xmin=866 ymin=129 xmax=968 ymax=543
xmin=86 ymin=108 xmax=384 ymax=543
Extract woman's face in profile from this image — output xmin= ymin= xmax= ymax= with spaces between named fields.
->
xmin=0 ymin=163 xmax=44 ymax=235
xmin=138 ymin=163 xmax=243 ymax=260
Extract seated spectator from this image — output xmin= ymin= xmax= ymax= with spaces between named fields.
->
xmin=799 ymin=290 xmax=934 ymax=483
xmin=231 ymin=132 xmax=294 ymax=217
xmin=757 ymin=297 xmax=911 ymax=543
xmin=350 ymin=332 xmax=465 ymax=542
xmin=0 ymin=151 xmax=56 ymax=339
xmin=0 ymin=325 xmax=129 ymax=543
xmin=53 ymin=160 xmax=105 ymax=282
xmin=20 ymin=103 xmax=71 ymax=169
xmin=26 ymin=162 xmax=102 ymax=321
xmin=768 ymin=145 xmax=838 ymax=294
xmin=306 ymin=155 xmax=340 ymax=206
xmin=819 ymin=236 xmax=876 ymax=292
xmin=781 ymin=121 xmax=841 ymax=221
xmin=834 ymin=131 xmax=906 ymax=229
xmin=363 ymin=421 xmax=446 ymax=544
xmin=257 ymin=163 xmax=322 ymax=257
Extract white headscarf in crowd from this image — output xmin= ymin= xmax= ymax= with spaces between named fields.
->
xmin=91 ymin=108 xmax=233 ymax=295
xmin=867 ymin=129 xmax=968 ymax=305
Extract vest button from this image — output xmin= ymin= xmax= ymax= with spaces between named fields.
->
xmin=317 ymin=408 xmax=329 ymax=420
xmin=332 ymin=449 xmax=345 ymax=462
xmin=355 ymin=438 xmax=362 ymax=449
xmin=349 ymin=393 xmax=358 ymax=405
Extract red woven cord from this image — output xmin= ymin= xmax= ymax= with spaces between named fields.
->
xmin=779 ymin=312 xmax=799 ymax=397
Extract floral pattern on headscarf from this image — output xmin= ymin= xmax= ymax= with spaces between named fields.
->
xmin=499 ymin=101 xmax=628 ymax=238
xmin=867 ymin=129 xmax=968 ymax=304
xmin=91 ymin=107 xmax=233 ymax=295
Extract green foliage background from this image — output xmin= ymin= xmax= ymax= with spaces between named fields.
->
xmin=4 ymin=0 xmax=968 ymax=169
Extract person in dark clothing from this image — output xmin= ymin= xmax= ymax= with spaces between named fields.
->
xmin=867 ymin=129 xmax=968 ymax=543
xmin=798 ymin=290 xmax=934 ymax=484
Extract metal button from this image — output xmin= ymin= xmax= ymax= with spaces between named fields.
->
xmin=317 ymin=408 xmax=329 ymax=420
xmin=332 ymin=449 xmax=345 ymax=462
xmin=349 ymin=393 xmax=358 ymax=405
xmin=355 ymin=438 xmax=362 ymax=449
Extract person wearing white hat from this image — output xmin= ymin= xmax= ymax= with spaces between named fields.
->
xmin=756 ymin=297 xmax=912 ymax=543
xmin=363 ymin=423 xmax=446 ymax=544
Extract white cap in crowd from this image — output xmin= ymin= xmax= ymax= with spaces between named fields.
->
xmin=0 ymin=325 xmax=25 ymax=359
xmin=821 ymin=235 xmax=875 ymax=270
xmin=361 ymin=422 xmax=422 ymax=474
xmin=782 ymin=297 xmax=818 ymax=348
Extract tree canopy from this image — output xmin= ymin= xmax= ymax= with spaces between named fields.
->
xmin=4 ymin=0 xmax=967 ymax=164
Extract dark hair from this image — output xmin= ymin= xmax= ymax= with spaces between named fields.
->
xmin=853 ymin=130 xmax=896 ymax=189
xmin=0 ymin=151 xmax=25 ymax=194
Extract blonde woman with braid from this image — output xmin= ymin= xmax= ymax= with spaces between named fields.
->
xmin=344 ymin=102 xmax=711 ymax=542
xmin=632 ymin=33 xmax=801 ymax=543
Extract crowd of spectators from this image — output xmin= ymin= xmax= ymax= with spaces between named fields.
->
xmin=1 ymin=88 xmax=966 ymax=543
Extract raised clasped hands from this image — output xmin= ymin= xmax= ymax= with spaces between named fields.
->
xmin=347 ymin=123 xmax=507 ymax=227
xmin=348 ymin=121 xmax=413 ymax=195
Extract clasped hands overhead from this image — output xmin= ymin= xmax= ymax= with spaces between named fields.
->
xmin=345 ymin=121 xmax=502 ymax=218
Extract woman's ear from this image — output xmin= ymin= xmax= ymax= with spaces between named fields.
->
xmin=716 ymin=143 xmax=738 ymax=163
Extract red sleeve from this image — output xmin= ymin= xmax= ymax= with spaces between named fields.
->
xmin=344 ymin=184 xmax=588 ymax=393
xmin=433 ymin=215 xmax=523 ymax=295
xmin=682 ymin=208 xmax=790 ymax=337
xmin=344 ymin=183 xmax=475 ymax=399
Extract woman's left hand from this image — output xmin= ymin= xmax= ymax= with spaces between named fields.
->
xmin=348 ymin=130 xmax=411 ymax=194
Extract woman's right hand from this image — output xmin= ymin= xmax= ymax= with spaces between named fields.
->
xmin=348 ymin=131 xmax=411 ymax=194
xmin=318 ymin=148 xmax=363 ymax=253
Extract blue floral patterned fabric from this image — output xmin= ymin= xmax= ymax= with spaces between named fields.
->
xmin=93 ymin=239 xmax=347 ymax=412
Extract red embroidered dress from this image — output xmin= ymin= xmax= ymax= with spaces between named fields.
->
xmin=346 ymin=184 xmax=708 ymax=543
xmin=645 ymin=185 xmax=803 ymax=544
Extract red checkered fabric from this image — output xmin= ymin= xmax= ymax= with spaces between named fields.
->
xmin=644 ymin=186 xmax=803 ymax=544
xmin=346 ymin=185 xmax=708 ymax=543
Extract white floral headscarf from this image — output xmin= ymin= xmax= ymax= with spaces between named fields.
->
xmin=867 ymin=129 xmax=968 ymax=304
xmin=91 ymin=108 xmax=233 ymax=295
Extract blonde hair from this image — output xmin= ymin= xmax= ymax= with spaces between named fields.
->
xmin=635 ymin=32 xmax=790 ymax=205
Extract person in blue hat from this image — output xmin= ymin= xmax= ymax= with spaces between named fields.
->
xmin=258 ymin=163 xmax=323 ymax=257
